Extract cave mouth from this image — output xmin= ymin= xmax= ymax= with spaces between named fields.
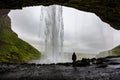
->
xmin=8 ymin=5 xmax=120 ymax=64
xmin=1 ymin=0 xmax=120 ymax=30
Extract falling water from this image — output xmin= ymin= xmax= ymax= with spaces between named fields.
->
xmin=40 ymin=5 xmax=64 ymax=63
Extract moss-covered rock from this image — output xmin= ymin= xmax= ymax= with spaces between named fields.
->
xmin=0 ymin=9 xmax=40 ymax=63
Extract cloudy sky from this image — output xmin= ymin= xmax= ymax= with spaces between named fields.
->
xmin=8 ymin=5 xmax=120 ymax=54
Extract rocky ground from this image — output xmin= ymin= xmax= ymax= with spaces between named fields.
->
xmin=0 ymin=57 xmax=120 ymax=80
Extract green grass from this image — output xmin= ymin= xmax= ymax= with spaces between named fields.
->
xmin=0 ymin=18 xmax=41 ymax=63
xmin=0 ymin=14 xmax=41 ymax=63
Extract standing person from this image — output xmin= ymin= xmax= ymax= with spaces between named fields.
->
xmin=72 ymin=52 xmax=77 ymax=66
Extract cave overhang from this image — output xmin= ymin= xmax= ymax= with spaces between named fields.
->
xmin=0 ymin=0 xmax=120 ymax=29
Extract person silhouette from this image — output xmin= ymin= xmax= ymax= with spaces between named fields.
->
xmin=72 ymin=52 xmax=77 ymax=65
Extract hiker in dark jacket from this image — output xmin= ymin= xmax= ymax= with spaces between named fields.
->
xmin=72 ymin=52 xmax=77 ymax=66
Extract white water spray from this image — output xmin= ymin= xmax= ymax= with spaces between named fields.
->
xmin=40 ymin=5 xmax=64 ymax=63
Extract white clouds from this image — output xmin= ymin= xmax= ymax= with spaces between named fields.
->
xmin=9 ymin=7 xmax=41 ymax=38
xmin=8 ymin=5 xmax=120 ymax=54
xmin=63 ymin=6 xmax=120 ymax=53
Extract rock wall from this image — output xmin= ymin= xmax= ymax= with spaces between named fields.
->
xmin=0 ymin=9 xmax=10 ymax=29
xmin=0 ymin=0 xmax=120 ymax=29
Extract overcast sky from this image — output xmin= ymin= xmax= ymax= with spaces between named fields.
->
xmin=8 ymin=5 xmax=120 ymax=54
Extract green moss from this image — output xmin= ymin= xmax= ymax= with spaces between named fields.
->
xmin=0 ymin=28 xmax=41 ymax=63
xmin=0 ymin=14 xmax=41 ymax=63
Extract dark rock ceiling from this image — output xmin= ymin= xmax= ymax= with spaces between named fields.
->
xmin=0 ymin=0 xmax=120 ymax=29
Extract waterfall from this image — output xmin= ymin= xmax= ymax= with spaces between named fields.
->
xmin=40 ymin=5 xmax=64 ymax=63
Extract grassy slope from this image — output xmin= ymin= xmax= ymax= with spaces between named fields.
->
xmin=0 ymin=29 xmax=41 ymax=63
xmin=111 ymin=46 xmax=120 ymax=56
xmin=0 ymin=14 xmax=40 ymax=63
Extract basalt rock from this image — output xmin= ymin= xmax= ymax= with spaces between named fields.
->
xmin=0 ymin=0 xmax=119 ymax=29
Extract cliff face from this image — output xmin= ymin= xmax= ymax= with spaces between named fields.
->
xmin=0 ymin=9 xmax=10 ymax=29
xmin=0 ymin=0 xmax=120 ymax=30
xmin=0 ymin=9 xmax=40 ymax=63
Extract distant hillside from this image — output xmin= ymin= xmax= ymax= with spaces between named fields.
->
xmin=96 ymin=50 xmax=112 ymax=58
xmin=111 ymin=46 xmax=120 ymax=56
xmin=0 ymin=9 xmax=41 ymax=63
xmin=96 ymin=46 xmax=120 ymax=58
